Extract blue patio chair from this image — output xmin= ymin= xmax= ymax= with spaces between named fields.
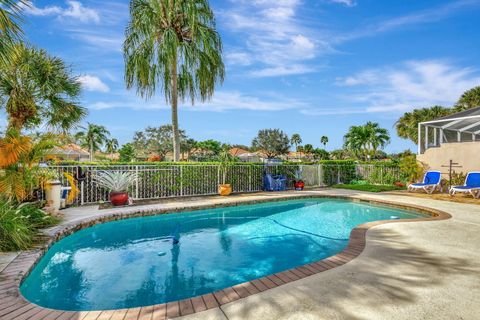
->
xmin=407 ymin=171 xmax=442 ymax=194
xmin=449 ymin=172 xmax=480 ymax=198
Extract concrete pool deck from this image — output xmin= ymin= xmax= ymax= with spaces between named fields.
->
xmin=1 ymin=189 xmax=479 ymax=319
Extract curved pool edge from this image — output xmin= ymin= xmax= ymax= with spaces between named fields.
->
xmin=0 ymin=194 xmax=452 ymax=320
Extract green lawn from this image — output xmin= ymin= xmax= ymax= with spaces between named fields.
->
xmin=331 ymin=184 xmax=404 ymax=192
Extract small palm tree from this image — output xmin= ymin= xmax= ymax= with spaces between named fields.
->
xmin=303 ymin=144 xmax=314 ymax=159
xmin=365 ymin=122 xmax=390 ymax=157
xmin=0 ymin=43 xmax=86 ymax=132
xmin=290 ymin=134 xmax=302 ymax=151
xmin=75 ymin=123 xmax=110 ymax=161
xmin=320 ymin=135 xmax=328 ymax=147
xmin=124 ymin=0 xmax=225 ymax=161
xmin=344 ymin=122 xmax=390 ymax=160
xmin=105 ymin=138 xmax=119 ymax=154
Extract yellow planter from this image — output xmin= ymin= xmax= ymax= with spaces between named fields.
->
xmin=218 ymin=184 xmax=232 ymax=196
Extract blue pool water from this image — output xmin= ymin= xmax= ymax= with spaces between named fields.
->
xmin=21 ymin=198 xmax=425 ymax=311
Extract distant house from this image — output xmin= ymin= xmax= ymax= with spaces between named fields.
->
xmin=237 ymin=152 xmax=263 ymax=163
xmin=417 ymin=107 xmax=480 ymax=172
xmin=228 ymin=147 xmax=249 ymax=157
xmin=284 ymin=151 xmax=308 ymax=162
xmin=48 ymin=144 xmax=90 ymax=162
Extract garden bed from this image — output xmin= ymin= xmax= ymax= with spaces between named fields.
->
xmin=332 ymin=184 xmax=405 ymax=192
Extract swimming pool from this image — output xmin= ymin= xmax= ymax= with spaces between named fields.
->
xmin=20 ymin=198 xmax=425 ymax=311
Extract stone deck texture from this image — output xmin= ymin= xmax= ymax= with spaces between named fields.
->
xmin=1 ymin=189 xmax=479 ymax=320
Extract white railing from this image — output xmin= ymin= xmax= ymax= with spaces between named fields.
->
xmin=47 ymin=163 xmax=402 ymax=205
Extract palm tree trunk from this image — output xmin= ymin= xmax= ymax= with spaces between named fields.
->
xmin=90 ymin=139 xmax=94 ymax=161
xmin=171 ymin=59 xmax=180 ymax=162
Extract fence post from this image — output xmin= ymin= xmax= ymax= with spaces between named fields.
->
xmin=380 ymin=166 xmax=384 ymax=185
xmin=248 ymin=165 xmax=252 ymax=192
xmin=180 ymin=165 xmax=183 ymax=197
xmin=135 ymin=165 xmax=139 ymax=199
xmin=80 ymin=181 xmax=84 ymax=205
xmin=318 ymin=164 xmax=322 ymax=186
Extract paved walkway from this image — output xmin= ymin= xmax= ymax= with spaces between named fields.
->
xmin=1 ymin=189 xmax=479 ymax=319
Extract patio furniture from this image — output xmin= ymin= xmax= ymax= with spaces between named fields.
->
xmin=263 ymin=174 xmax=287 ymax=191
xmin=407 ymin=171 xmax=442 ymax=194
xmin=449 ymin=172 xmax=480 ymax=198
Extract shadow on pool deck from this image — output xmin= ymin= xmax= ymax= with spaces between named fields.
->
xmin=218 ymin=227 xmax=479 ymax=320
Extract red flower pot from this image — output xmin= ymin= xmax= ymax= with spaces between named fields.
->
xmin=294 ymin=180 xmax=305 ymax=191
xmin=109 ymin=191 xmax=129 ymax=206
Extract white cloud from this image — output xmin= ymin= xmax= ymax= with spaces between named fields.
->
xmin=336 ymin=60 xmax=480 ymax=113
xmin=22 ymin=1 xmax=100 ymax=24
xmin=69 ymin=31 xmax=123 ymax=52
xmin=225 ymin=52 xmax=253 ymax=66
xmin=87 ymin=91 xmax=308 ymax=112
xmin=221 ymin=0 xmax=319 ymax=77
xmin=250 ymin=65 xmax=316 ymax=77
xmin=329 ymin=0 xmax=356 ymax=7
xmin=77 ymin=75 xmax=110 ymax=92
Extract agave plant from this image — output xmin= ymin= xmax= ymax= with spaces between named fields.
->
xmin=93 ymin=171 xmax=136 ymax=192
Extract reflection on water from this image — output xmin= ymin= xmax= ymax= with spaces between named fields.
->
xmin=20 ymin=199 xmax=423 ymax=311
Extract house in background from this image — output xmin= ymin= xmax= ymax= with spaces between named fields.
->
xmin=48 ymin=144 xmax=90 ymax=162
xmin=417 ymin=107 xmax=480 ymax=172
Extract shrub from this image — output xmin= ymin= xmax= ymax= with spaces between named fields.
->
xmin=0 ymin=200 xmax=59 ymax=251
xmin=399 ymin=155 xmax=424 ymax=183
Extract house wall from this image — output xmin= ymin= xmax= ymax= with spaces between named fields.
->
xmin=417 ymin=141 xmax=480 ymax=173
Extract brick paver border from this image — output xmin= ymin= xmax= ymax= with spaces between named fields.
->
xmin=0 ymin=194 xmax=451 ymax=320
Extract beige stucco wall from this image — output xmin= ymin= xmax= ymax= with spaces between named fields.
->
xmin=417 ymin=141 xmax=480 ymax=173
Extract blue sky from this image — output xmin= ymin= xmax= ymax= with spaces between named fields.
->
xmin=12 ymin=0 xmax=480 ymax=152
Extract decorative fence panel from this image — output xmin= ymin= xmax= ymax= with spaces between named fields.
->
xmin=48 ymin=163 xmax=403 ymax=206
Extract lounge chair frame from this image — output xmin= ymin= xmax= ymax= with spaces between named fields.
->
xmin=407 ymin=171 xmax=442 ymax=194
xmin=449 ymin=171 xmax=480 ymax=199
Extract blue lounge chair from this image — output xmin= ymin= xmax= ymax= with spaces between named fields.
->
xmin=407 ymin=171 xmax=442 ymax=194
xmin=449 ymin=172 xmax=480 ymax=198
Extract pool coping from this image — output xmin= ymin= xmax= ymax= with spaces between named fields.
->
xmin=0 ymin=194 xmax=452 ymax=320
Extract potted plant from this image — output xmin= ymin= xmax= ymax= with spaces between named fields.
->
xmin=218 ymin=150 xmax=235 ymax=196
xmin=293 ymin=168 xmax=305 ymax=191
xmin=94 ymin=171 xmax=136 ymax=206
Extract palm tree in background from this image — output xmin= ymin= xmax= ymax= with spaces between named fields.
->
xmin=320 ymin=135 xmax=328 ymax=147
xmin=366 ymin=122 xmax=390 ymax=157
xmin=0 ymin=43 xmax=85 ymax=132
xmin=290 ymin=133 xmax=302 ymax=151
xmin=344 ymin=122 xmax=390 ymax=160
xmin=105 ymin=138 xmax=119 ymax=154
xmin=75 ymin=123 xmax=110 ymax=161
xmin=303 ymin=144 xmax=314 ymax=159
xmin=0 ymin=0 xmax=26 ymax=64
xmin=124 ymin=0 xmax=225 ymax=161
xmin=395 ymin=106 xmax=450 ymax=144
xmin=455 ymin=86 xmax=480 ymax=112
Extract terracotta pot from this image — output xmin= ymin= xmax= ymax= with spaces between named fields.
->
xmin=110 ymin=191 xmax=129 ymax=206
xmin=218 ymin=184 xmax=232 ymax=196
xmin=294 ymin=180 xmax=305 ymax=191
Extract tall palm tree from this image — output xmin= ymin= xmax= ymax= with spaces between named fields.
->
xmin=124 ymin=0 xmax=225 ymax=161
xmin=290 ymin=133 xmax=302 ymax=151
xmin=75 ymin=123 xmax=110 ymax=161
xmin=320 ymin=135 xmax=328 ymax=147
xmin=0 ymin=0 xmax=26 ymax=64
xmin=0 ymin=43 xmax=86 ymax=132
xmin=105 ymin=138 xmax=119 ymax=154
